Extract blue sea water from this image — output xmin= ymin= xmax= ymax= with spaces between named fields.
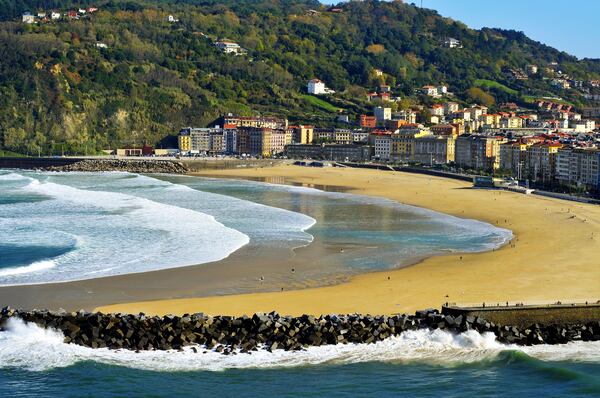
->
xmin=3 ymin=170 xmax=597 ymax=396
xmin=0 ymin=170 xmax=511 ymax=286
xmin=0 ymin=318 xmax=599 ymax=397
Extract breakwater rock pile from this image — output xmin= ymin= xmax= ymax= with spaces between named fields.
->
xmin=1 ymin=307 xmax=599 ymax=353
xmin=46 ymin=159 xmax=188 ymax=174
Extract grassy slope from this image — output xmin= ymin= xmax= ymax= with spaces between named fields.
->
xmin=474 ymin=79 xmax=518 ymax=95
xmin=301 ymin=94 xmax=341 ymax=113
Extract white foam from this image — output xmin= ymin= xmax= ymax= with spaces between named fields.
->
xmin=0 ymin=172 xmax=29 ymax=181
xmin=1 ymin=319 xmax=599 ymax=373
xmin=0 ymin=260 xmax=56 ymax=277
xmin=0 ymin=177 xmax=250 ymax=285
xmin=206 ymin=176 xmax=513 ymax=252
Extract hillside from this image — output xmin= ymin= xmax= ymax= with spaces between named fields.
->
xmin=1 ymin=0 xmax=599 ymax=155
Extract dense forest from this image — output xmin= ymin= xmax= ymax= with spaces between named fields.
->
xmin=1 ymin=0 xmax=599 ymax=155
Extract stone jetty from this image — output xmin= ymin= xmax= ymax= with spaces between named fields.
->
xmin=46 ymin=159 xmax=188 ymax=174
xmin=1 ymin=307 xmax=599 ymax=353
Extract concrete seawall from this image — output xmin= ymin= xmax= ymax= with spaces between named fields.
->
xmin=0 ymin=157 xmax=83 ymax=169
xmin=338 ymin=162 xmax=474 ymax=183
xmin=0 ymin=157 xmax=286 ymax=173
xmin=442 ymin=302 xmax=600 ymax=328
xmin=0 ymin=157 xmax=187 ymax=174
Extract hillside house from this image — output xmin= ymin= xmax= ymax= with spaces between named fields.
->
xmin=215 ymin=41 xmax=245 ymax=55
xmin=22 ymin=13 xmax=35 ymax=24
xmin=443 ymin=37 xmax=462 ymax=48
xmin=307 ymin=79 xmax=335 ymax=95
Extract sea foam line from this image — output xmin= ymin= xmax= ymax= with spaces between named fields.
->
xmin=1 ymin=319 xmax=599 ymax=373
xmin=0 ymin=176 xmax=251 ymax=285
xmin=0 ymin=260 xmax=57 ymax=277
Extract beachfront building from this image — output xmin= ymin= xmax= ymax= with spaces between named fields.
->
xmin=372 ymin=131 xmax=393 ymax=161
xmin=390 ymin=128 xmax=431 ymax=162
xmin=499 ymin=140 xmax=531 ymax=178
xmin=556 ymin=148 xmax=600 ymax=189
xmin=455 ymin=134 xmax=505 ymax=170
xmin=236 ymin=127 xmax=291 ymax=157
xmin=526 ymin=142 xmax=563 ymax=183
xmin=237 ymin=127 xmax=270 ymax=157
xmin=413 ymin=135 xmax=456 ymax=165
xmin=290 ymin=125 xmax=314 ymax=144
xmin=285 ymin=144 xmax=371 ymax=162
xmin=223 ymin=125 xmax=238 ymax=154
xmin=313 ymin=129 xmax=353 ymax=144
xmin=178 ymin=127 xmax=225 ymax=154
xmin=178 ymin=131 xmax=192 ymax=152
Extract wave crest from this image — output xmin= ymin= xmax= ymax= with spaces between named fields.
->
xmin=1 ymin=319 xmax=599 ymax=373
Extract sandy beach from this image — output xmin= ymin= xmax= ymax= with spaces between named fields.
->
xmin=96 ymin=165 xmax=600 ymax=316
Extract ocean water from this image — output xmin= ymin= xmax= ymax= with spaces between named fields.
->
xmin=0 ymin=169 xmax=511 ymax=286
xmin=0 ymin=318 xmax=599 ymax=397
xmin=0 ymin=170 xmax=598 ymax=396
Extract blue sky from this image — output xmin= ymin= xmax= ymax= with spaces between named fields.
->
xmin=322 ymin=0 xmax=599 ymax=59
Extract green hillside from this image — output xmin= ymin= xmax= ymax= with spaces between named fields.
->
xmin=1 ymin=0 xmax=599 ymax=155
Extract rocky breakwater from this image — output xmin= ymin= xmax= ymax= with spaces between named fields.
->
xmin=1 ymin=307 xmax=599 ymax=354
xmin=46 ymin=159 xmax=188 ymax=174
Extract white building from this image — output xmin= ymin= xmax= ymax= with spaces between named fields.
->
xmin=394 ymin=110 xmax=418 ymax=124
xmin=551 ymin=79 xmax=571 ymax=89
xmin=307 ymin=79 xmax=335 ymax=95
xmin=430 ymin=105 xmax=445 ymax=116
xmin=50 ymin=12 xmax=61 ymax=20
xmin=337 ymin=115 xmax=349 ymax=123
xmin=444 ymin=102 xmax=460 ymax=115
xmin=167 ymin=15 xmax=179 ymax=22
xmin=469 ymin=106 xmax=487 ymax=120
xmin=421 ymin=85 xmax=438 ymax=97
xmin=443 ymin=37 xmax=462 ymax=48
xmin=374 ymin=106 xmax=391 ymax=122
xmin=22 ymin=12 xmax=35 ymax=24
xmin=96 ymin=42 xmax=108 ymax=49
xmin=351 ymin=131 xmax=369 ymax=143
xmin=571 ymin=120 xmax=596 ymax=133
xmin=215 ymin=41 xmax=245 ymax=55
xmin=527 ymin=64 xmax=538 ymax=74
xmin=372 ymin=133 xmax=392 ymax=160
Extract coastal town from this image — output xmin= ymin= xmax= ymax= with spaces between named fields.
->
xmin=3 ymin=0 xmax=600 ymax=395
xmin=172 ymin=76 xmax=600 ymax=195
xmin=13 ymin=5 xmax=600 ymax=197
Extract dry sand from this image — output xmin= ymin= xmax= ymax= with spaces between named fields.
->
xmin=97 ymin=165 xmax=600 ymax=316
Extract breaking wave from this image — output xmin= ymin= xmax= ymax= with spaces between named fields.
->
xmin=1 ymin=319 xmax=599 ymax=373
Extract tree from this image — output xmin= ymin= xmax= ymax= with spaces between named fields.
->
xmin=466 ymin=87 xmax=496 ymax=107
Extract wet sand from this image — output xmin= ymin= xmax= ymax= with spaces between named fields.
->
xmin=97 ymin=165 xmax=600 ymax=316
xmin=0 ymin=236 xmax=362 ymax=311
